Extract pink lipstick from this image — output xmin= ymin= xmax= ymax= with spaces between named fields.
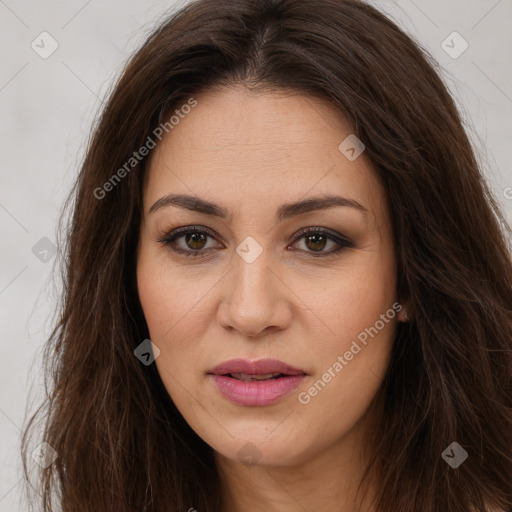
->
xmin=208 ymin=358 xmax=307 ymax=406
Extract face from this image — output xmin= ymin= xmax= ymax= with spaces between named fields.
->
xmin=137 ymin=86 xmax=400 ymax=467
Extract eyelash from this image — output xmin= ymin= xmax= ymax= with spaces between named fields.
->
xmin=156 ymin=225 xmax=355 ymax=259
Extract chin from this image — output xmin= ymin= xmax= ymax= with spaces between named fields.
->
xmin=206 ymin=424 xmax=316 ymax=468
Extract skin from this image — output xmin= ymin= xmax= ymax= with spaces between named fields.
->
xmin=136 ymin=86 xmax=407 ymax=512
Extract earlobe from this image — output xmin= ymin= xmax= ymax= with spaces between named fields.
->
xmin=397 ymin=305 xmax=409 ymax=322
xmin=398 ymin=308 xmax=409 ymax=323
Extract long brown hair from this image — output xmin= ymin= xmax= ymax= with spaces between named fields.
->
xmin=21 ymin=0 xmax=512 ymax=510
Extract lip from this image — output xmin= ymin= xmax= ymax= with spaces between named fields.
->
xmin=208 ymin=358 xmax=306 ymax=376
xmin=207 ymin=358 xmax=307 ymax=407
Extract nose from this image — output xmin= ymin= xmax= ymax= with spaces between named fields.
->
xmin=216 ymin=250 xmax=293 ymax=338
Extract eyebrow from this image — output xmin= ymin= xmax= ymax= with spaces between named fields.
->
xmin=148 ymin=193 xmax=367 ymax=221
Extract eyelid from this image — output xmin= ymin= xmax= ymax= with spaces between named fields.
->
xmin=157 ymin=225 xmax=220 ymax=243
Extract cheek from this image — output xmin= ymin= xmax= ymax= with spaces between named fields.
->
xmin=137 ymin=250 xmax=205 ymax=341
xmin=312 ymin=264 xmax=397 ymax=345
xmin=304 ymin=245 xmax=398 ymax=399
xmin=137 ymin=265 xmax=190 ymax=395
xmin=137 ymin=262 xmax=203 ymax=409
xmin=297 ymin=306 xmax=397 ymax=447
xmin=136 ymin=253 xmax=215 ymax=384
xmin=137 ymin=274 xmax=174 ymax=339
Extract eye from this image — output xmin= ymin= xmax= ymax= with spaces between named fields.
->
xmin=289 ymin=227 xmax=355 ymax=257
xmin=156 ymin=226 xmax=354 ymax=258
xmin=156 ymin=226 xmax=222 ymax=258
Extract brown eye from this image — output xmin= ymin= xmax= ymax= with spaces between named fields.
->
xmin=157 ymin=226 xmax=354 ymax=259
xmin=303 ymin=233 xmax=329 ymax=252
xmin=157 ymin=226 xmax=222 ymax=258
xmin=290 ymin=228 xmax=354 ymax=257
xmin=184 ymin=232 xmax=208 ymax=251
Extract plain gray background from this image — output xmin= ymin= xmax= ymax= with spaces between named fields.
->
xmin=1 ymin=0 xmax=511 ymax=510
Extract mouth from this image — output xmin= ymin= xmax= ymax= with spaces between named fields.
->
xmin=207 ymin=358 xmax=307 ymax=406
xmin=208 ymin=358 xmax=307 ymax=377
xmin=225 ymin=372 xmax=287 ymax=381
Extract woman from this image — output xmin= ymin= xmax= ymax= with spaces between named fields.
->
xmin=21 ymin=0 xmax=512 ymax=511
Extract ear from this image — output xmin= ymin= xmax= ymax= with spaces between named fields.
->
xmin=397 ymin=305 xmax=409 ymax=322
xmin=397 ymin=304 xmax=409 ymax=323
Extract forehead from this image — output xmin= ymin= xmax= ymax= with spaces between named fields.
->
xmin=143 ymin=86 xmax=387 ymax=223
